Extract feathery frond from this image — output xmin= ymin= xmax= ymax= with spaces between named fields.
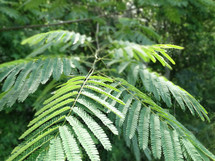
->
xmin=21 ymin=30 xmax=92 ymax=57
xmin=47 ymin=137 xmax=64 ymax=161
xmin=7 ymin=75 xmax=124 ymax=161
xmin=139 ymin=66 xmax=209 ymax=121
xmin=59 ymin=126 xmax=82 ymax=161
xmin=0 ymin=56 xmax=83 ymax=109
xmin=109 ymin=40 xmax=183 ymax=69
xmin=138 ymin=107 xmax=151 ymax=150
xmin=115 ymin=80 xmax=215 ymax=161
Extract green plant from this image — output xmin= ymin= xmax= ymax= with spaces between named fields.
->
xmin=0 ymin=29 xmax=214 ymax=161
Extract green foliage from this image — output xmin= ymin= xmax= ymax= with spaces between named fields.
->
xmin=0 ymin=56 xmax=83 ymax=109
xmin=6 ymin=75 xmax=125 ymax=161
xmin=22 ymin=30 xmax=92 ymax=57
xmin=0 ymin=0 xmax=214 ymax=160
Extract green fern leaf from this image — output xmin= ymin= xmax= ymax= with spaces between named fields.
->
xmin=157 ymin=77 xmax=172 ymax=107
xmin=138 ymin=107 xmax=151 ymax=150
xmin=118 ymin=61 xmax=130 ymax=74
xmin=123 ymin=117 xmax=131 ymax=148
xmin=21 ymin=30 xmax=92 ymax=57
xmin=110 ymin=40 xmax=182 ymax=68
xmin=36 ymin=92 xmax=77 ymax=116
xmin=161 ymin=122 xmax=174 ymax=161
xmin=20 ymin=106 xmax=70 ymax=139
xmin=171 ymin=130 xmax=183 ymax=161
xmin=2 ymin=64 xmax=24 ymax=91
xmin=181 ymin=138 xmax=203 ymax=161
xmin=116 ymin=94 xmax=133 ymax=127
xmin=150 ymin=114 xmax=162 ymax=159
xmin=84 ymin=85 xmax=125 ymax=105
xmin=127 ymin=63 xmax=139 ymax=85
xmin=139 ymin=68 xmax=209 ymax=121
xmin=44 ymin=86 xmax=80 ymax=104
xmin=28 ymin=99 xmax=74 ymax=126
xmin=81 ymin=91 xmax=124 ymax=118
xmin=126 ymin=101 xmax=141 ymax=139
xmin=7 ymin=126 xmax=58 ymax=161
xmin=12 ymin=61 xmax=35 ymax=91
xmin=77 ymin=97 xmax=118 ymax=135
xmin=62 ymin=57 xmax=72 ymax=76
xmin=47 ymin=137 xmax=64 ymax=161
xmin=0 ymin=66 xmax=16 ymax=82
xmin=41 ymin=58 xmax=54 ymax=84
xmin=36 ymin=150 xmax=48 ymax=161
xmin=0 ymin=56 xmax=82 ymax=109
xmin=66 ymin=116 xmax=100 ymax=161
xmin=87 ymin=80 xmax=120 ymax=92
xmin=52 ymin=58 xmax=63 ymax=81
xmin=59 ymin=126 xmax=82 ymax=161
xmin=73 ymin=107 xmax=112 ymax=150
xmin=28 ymin=60 xmax=44 ymax=94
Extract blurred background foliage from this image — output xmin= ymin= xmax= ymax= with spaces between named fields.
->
xmin=0 ymin=0 xmax=214 ymax=160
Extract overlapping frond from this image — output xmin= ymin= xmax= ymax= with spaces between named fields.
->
xmin=22 ymin=30 xmax=92 ymax=57
xmin=112 ymin=80 xmax=215 ymax=161
xmin=107 ymin=41 xmax=208 ymax=121
xmin=0 ymin=56 xmax=84 ymax=109
xmin=7 ymin=75 xmax=124 ymax=161
xmin=138 ymin=66 xmax=209 ymax=121
xmin=109 ymin=40 xmax=183 ymax=69
xmin=108 ymin=57 xmax=209 ymax=121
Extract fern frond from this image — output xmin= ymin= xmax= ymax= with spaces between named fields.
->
xmin=0 ymin=56 xmax=82 ymax=109
xmin=73 ymin=106 xmax=112 ymax=150
xmin=20 ymin=106 xmax=71 ymax=139
xmin=7 ymin=126 xmax=58 ymax=161
xmin=77 ymin=97 xmax=118 ymax=135
xmin=21 ymin=30 xmax=92 ymax=57
xmin=118 ymin=61 xmax=131 ymax=74
xmin=127 ymin=63 xmax=139 ymax=85
xmin=115 ymin=94 xmax=133 ymax=127
xmin=138 ymin=107 xmax=151 ymax=150
xmin=52 ymin=58 xmax=63 ymax=80
xmin=126 ymin=101 xmax=141 ymax=139
xmin=66 ymin=116 xmax=100 ymax=161
xmin=81 ymin=91 xmax=124 ymax=118
xmin=29 ymin=98 xmax=74 ymax=126
xmin=181 ymin=138 xmax=203 ymax=161
xmin=59 ymin=126 xmax=82 ymax=161
xmin=47 ymin=137 xmax=64 ymax=161
xmin=114 ymin=79 xmax=215 ymax=161
xmin=171 ymin=130 xmax=184 ymax=161
xmin=150 ymin=114 xmax=162 ymax=159
xmin=159 ymin=111 xmax=215 ymax=161
xmin=8 ymin=75 xmax=124 ymax=161
xmin=84 ymin=85 xmax=125 ymax=105
xmin=160 ymin=122 xmax=174 ymax=161
xmin=109 ymin=40 xmax=183 ymax=69
xmin=139 ymin=67 xmax=209 ymax=121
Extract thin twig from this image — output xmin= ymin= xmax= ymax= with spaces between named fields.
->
xmin=59 ymin=22 xmax=101 ymax=129
xmin=0 ymin=8 xmax=138 ymax=32
xmin=95 ymin=23 xmax=100 ymax=50
xmin=0 ymin=18 xmax=93 ymax=32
